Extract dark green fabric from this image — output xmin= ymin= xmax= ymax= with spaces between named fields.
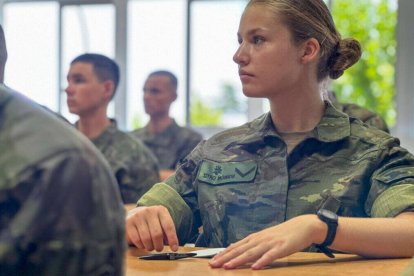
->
xmin=0 ymin=86 xmax=125 ymax=275
xmin=131 ymin=120 xmax=202 ymax=169
xmin=91 ymin=119 xmax=160 ymax=203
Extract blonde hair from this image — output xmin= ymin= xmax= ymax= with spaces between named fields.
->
xmin=246 ymin=0 xmax=361 ymax=81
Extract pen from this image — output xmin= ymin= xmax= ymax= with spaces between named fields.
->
xmin=139 ymin=252 xmax=197 ymax=260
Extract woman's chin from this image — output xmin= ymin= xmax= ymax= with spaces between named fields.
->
xmin=242 ymin=89 xmax=263 ymax=98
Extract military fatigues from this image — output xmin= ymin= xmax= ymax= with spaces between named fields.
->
xmin=332 ymin=101 xmax=389 ymax=133
xmin=131 ymin=120 xmax=203 ymax=170
xmin=89 ymin=120 xmax=160 ymax=203
xmin=138 ymin=102 xmax=414 ymax=248
xmin=0 ymin=86 xmax=125 ymax=275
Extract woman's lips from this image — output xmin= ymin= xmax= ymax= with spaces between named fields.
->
xmin=239 ymin=70 xmax=254 ymax=81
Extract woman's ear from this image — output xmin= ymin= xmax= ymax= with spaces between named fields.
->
xmin=301 ymin=37 xmax=320 ymax=64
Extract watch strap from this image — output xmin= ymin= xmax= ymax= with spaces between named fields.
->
xmin=316 ymin=209 xmax=338 ymax=258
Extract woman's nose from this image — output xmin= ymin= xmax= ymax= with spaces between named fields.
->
xmin=233 ymin=44 xmax=248 ymax=66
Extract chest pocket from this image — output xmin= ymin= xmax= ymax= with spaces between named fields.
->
xmin=197 ymin=160 xmax=258 ymax=185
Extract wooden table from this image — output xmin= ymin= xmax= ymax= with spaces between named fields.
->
xmin=125 ymin=246 xmax=412 ymax=275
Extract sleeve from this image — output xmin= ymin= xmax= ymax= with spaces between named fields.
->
xmin=366 ymin=138 xmax=414 ymax=217
xmin=0 ymin=149 xmax=126 ymax=275
xmin=138 ymin=183 xmax=194 ymax=244
xmin=138 ymin=141 xmax=206 ymax=244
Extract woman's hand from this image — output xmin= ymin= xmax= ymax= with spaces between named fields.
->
xmin=209 ymin=214 xmax=326 ymax=270
xmin=126 ymin=205 xmax=179 ymax=252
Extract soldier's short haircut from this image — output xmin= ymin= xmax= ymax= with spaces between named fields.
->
xmin=71 ymin=53 xmax=120 ymax=99
xmin=148 ymin=70 xmax=178 ymax=91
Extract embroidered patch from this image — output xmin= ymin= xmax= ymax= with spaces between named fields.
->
xmin=197 ymin=160 xmax=258 ymax=185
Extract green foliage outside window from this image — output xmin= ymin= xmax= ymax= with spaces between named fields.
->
xmin=331 ymin=0 xmax=397 ymax=126
xmin=190 ymin=92 xmax=223 ymax=126
xmin=190 ymin=83 xmax=246 ymax=126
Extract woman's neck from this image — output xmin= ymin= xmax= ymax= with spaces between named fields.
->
xmin=269 ymin=88 xmax=325 ymax=134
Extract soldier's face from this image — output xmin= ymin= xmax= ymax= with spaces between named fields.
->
xmin=233 ymin=5 xmax=305 ymax=99
xmin=65 ymin=62 xmax=110 ymax=117
xmin=143 ymin=75 xmax=176 ymax=118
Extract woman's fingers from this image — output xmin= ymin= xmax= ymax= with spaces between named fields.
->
xmin=126 ymin=206 xmax=178 ymax=252
xmin=159 ymin=208 xmax=179 ymax=251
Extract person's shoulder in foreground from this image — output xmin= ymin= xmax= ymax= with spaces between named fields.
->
xmin=94 ymin=121 xmax=160 ymax=203
xmin=0 ymin=85 xmax=125 ymax=275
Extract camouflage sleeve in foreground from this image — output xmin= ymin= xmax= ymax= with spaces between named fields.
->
xmin=0 ymin=149 xmax=126 ymax=275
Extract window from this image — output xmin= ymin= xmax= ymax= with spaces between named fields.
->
xmin=4 ymin=2 xmax=59 ymax=110
xmin=190 ymin=0 xmax=247 ymax=128
xmin=127 ymin=0 xmax=186 ymax=130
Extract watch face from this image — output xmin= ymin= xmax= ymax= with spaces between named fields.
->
xmin=318 ymin=209 xmax=338 ymax=220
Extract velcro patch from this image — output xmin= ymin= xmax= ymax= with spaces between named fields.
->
xmin=197 ymin=160 xmax=257 ymax=185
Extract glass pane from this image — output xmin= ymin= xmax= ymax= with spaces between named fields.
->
xmin=60 ymin=4 xmax=115 ymax=123
xmin=127 ymin=0 xmax=186 ymax=130
xmin=190 ymin=1 xmax=247 ymax=128
xmin=3 ymin=2 xmax=59 ymax=110
xmin=331 ymin=0 xmax=397 ymax=127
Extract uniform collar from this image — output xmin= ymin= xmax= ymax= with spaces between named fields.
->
xmin=75 ymin=118 xmax=118 ymax=143
xmin=91 ymin=118 xmax=118 ymax=142
xmin=236 ymin=101 xmax=350 ymax=146
xmin=311 ymin=101 xmax=350 ymax=142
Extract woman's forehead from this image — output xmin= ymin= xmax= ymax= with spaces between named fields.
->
xmin=238 ymin=5 xmax=284 ymax=33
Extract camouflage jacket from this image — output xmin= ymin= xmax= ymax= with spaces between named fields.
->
xmin=139 ymin=102 xmax=414 ymax=248
xmin=0 ymin=86 xmax=125 ymax=275
xmin=131 ymin=120 xmax=203 ymax=169
xmin=332 ymin=101 xmax=389 ymax=133
xmin=91 ymin=120 xmax=160 ymax=203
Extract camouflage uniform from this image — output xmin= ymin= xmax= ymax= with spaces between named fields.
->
xmin=131 ymin=120 xmax=203 ymax=169
xmin=331 ymin=99 xmax=389 ymax=133
xmin=89 ymin=120 xmax=160 ymax=203
xmin=138 ymin=102 xmax=414 ymax=248
xmin=0 ymin=86 xmax=125 ymax=275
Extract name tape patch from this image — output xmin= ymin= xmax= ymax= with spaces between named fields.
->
xmin=197 ymin=160 xmax=258 ymax=185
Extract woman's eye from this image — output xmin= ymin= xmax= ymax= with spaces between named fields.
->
xmin=253 ymin=36 xmax=264 ymax=44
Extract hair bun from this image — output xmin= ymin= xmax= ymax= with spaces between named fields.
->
xmin=328 ymin=38 xmax=362 ymax=79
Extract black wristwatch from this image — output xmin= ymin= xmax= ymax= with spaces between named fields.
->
xmin=315 ymin=209 xmax=338 ymax=258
